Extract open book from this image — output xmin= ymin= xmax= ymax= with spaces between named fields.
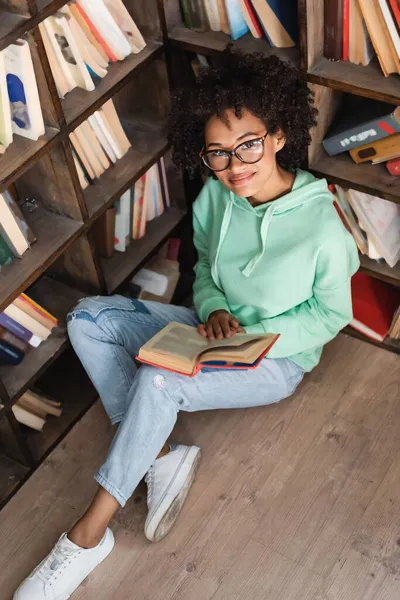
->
xmin=136 ymin=322 xmax=280 ymax=377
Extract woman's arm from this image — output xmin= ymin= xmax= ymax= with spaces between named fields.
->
xmin=192 ymin=211 xmax=230 ymax=323
xmin=244 ymin=230 xmax=359 ymax=357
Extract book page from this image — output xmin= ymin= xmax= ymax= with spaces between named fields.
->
xmin=142 ymin=323 xmax=209 ymax=365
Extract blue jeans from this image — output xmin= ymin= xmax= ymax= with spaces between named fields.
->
xmin=67 ymin=295 xmax=304 ymax=507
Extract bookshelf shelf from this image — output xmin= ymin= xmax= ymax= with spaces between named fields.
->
xmin=359 ymin=255 xmax=400 ymax=288
xmin=0 ymin=278 xmax=86 ymax=404
xmin=24 ymin=350 xmax=97 ymax=462
xmin=101 ymin=207 xmax=186 ymax=293
xmin=0 ymin=127 xmax=59 ymax=193
xmin=63 ymin=43 xmax=164 ymax=127
xmin=310 ymin=151 xmax=400 ymax=205
xmin=342 ymin=327 xmax=400 ymax=354
xmin=0 ymin=207 xmax=83 ymax=312
xmin=85 ymin=139 xmax=169 ymax=220
xmin=307 ymin=57 xmax=400 ymax=105
xmin=168 ymin=26 xmax=299 ymax=66
xmin=0 ymin=12 xmax=32 ymax=53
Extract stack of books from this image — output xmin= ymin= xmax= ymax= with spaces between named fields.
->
xmin=323 ymin=98 xmax=400 ymax=173
xmin=0 ymin=293 xmax=58 ymax=366
xmin=131 ymin=238 xmax=181 ymax=304
xmin=0 ymin=39 xmax=45 ymax=153
xmin=333 ymin=184 xmax=400 ymax=267
xmin=0 ymin=190 xmax=36 ymax=268
xmin=92 ymin=156 xmax=171 ymax=257
xmin=325 ymin=0 xmax=400 ymax=76
xmin=11 ymin=389 xmax=63 ymax=432
xmin=39 ymin=0 xmax=146 ymax=99
xmin=180 ymin=0 xmax=298 ymax=47
xmin=69 ymin=98 xmax=131 ymax=188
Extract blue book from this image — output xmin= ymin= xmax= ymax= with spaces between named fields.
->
xmin=0 ymin=339 xmax=24 ymax=365
xmin=266 ymin=0 xmax=298 ymax=45
xmin=0 ymin=312 xmax=41 ymax=347
xmin=225 ymin=0 xmax=250 ymax=40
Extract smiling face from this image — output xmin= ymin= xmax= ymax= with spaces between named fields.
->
xmin=204 ymin=109 xmax=287 ymax=200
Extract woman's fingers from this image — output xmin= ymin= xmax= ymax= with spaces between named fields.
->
xmin=221 ymin=316 xmax=232 ymax=338
xmin=212 ymin=320 xmax=223 ymax=340
xmin=198 ymin=323 xmax=207 ymax=337
xmin=229 ymin=316 xmax=239 ymax=329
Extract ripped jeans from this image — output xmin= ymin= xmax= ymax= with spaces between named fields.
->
xmin=67 ymin=295 xmax=304 ymax=507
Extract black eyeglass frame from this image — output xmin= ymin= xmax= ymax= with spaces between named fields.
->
xmin=199 ymin=131 xmax=270 ymax=172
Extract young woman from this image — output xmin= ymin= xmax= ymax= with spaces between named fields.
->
xmin=15 ymin=50 xmax=359 ymax=599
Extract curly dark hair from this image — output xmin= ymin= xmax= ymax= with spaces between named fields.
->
xmin=168 ymin=48 xmax=317 ymax=177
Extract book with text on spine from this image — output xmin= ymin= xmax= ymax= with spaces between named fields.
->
xmin=136 ymin=322 xmax=279 ymax=377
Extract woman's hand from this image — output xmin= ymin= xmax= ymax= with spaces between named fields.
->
xmin=198 ymin=310 xmax=245 ymax=340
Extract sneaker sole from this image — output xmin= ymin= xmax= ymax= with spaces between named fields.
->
xmin=145 ymin=447 xmax=202 ymax=543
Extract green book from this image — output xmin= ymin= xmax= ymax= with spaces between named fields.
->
xmin=0 ymin=234 xmax=13 ymax=266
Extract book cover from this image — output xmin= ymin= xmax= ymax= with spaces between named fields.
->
xmin=323 ymin=99 xmax=400 ymax=156
xmin=204 ymin=0 xmax=222 ymax=31
xmin=75 ymin=1 xmax=118 ymax=61
xmin=69 ymin=131 xmax=96 ymax=180
xmin=324 ymin=0 xmax=343 ymax=60
xmin=103 ymin=0 xmax=146 ymax=53
xmin=79 ymin=119 xmax=111 ymax=171
xmin=377 ymin=0 xmax=400 ymax=67
xmin=0 ymin=192 xmax=30 ymax=257
xmin=88 ymin=113 xmax=118 ymax=163
xmin=12 ymin=403 xmax=45 ymax=431
xmin=0 ymin=340 xmax=24 ymax=365
xmin=349 ymin=131 xmax=400 ymax=163
xmin=157 ymin=158 xmax=170 ymax=211
xmin=348 ymin=188 xmax=400 ymax=267
xmin=343 ymin=0 xmax=350 ymax=60
xmin=72 ymin=150 xmax=90 ymax=188
xmin=225 ymin=0 xmax=250 ymax=40
xmin=0 ymin=312 xmax=41 ymax=347
xmin=68 ymin=2 xmax=110 ymax=64
xmin=251 ymin=0 xmax=296 ymax=47
xmin=0 ymin=50 xmax=13 ymax=150
xmin=3 ymin=304 xmax=51 ymax=341
xmin=51 ymin=13 xmax=95 ymax=92
xmin=0 ymin=325 xmax=29 ymax=353
xmin=39 ymin=20 xmax=72 ymax=99
xmin=92 ymin=110 xmax=123 ymax=160
xmin=13 ymin=293 xmax=58 ymax=330
xmin=349 ymin=0 xmax=374 ymax=66
xmin=4 ymin=39 xmax=45 ymax=141
xmin=99 ymin=99 xmax=131 ymax=155
xmin=389 ymin=0 xmax=400 ymax=27
xmin=73 ymin=123 xmax=106 ymax=177
xmin=114 ymin=191 xmax=131 ymax=252
xmin=359 ymin=0 xmax=398 ymax=76
xmin=136 ymin=321 xmax=279 ymax=377
xmin=78 ymin=0 xmax=131 ymax=60
xmin=132 ymin=174 xmax=147 ymax=240
xmin=350 ymin=271 xmax=400 ymax=341
xmin=238 ymin=0 xmax=263 ymax=38
xmin=266 ymin=0 xmax=298 ymax=44
xmin=217 ymin=0 xmax=231 ymax=34
xmin=0 ymin=235 xmax=13 ymax=266
xmin=182 ymin=0 xmax=209 ymax=32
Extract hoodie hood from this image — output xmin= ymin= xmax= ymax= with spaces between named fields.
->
xmin=212 ymin=170 xmax=333 ymax=282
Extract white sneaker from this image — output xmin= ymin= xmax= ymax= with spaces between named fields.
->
xmin=144 ymin=444 xmax=201 ymax=542
xmin=14 ymin=528 xmax=114 ymax=600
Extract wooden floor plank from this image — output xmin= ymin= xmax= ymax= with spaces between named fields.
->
xmin=0 ymin=334 xmax=399 ymax=600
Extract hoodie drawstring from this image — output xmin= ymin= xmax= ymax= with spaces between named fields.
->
xmin=211 ymin=199 xmax=233 ymax=290
xmin=241 ymin=203 xmax=275 ymax=277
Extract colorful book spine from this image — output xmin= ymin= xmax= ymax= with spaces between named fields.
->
xmin=0 ymin=311 xmax=41 ymax=347
xmin=0 ymin=235 xmax=13 ymax=266
xmin=0 ymin=339 xmax=24 ymax=364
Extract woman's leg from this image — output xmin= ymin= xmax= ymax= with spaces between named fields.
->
xmin=70 ymin=356 xmax=305 ymax=546
xmin=67 ymin=294 xmax=199 ymax=424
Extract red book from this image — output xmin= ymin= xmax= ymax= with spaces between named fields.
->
xmin=350 ymin=271 xmax=400 ymax=342
xmin=389 ymin=0 xmax=400 ymax=28
xmin=386 ymin=156 xmax=400 ymax=175
xmin=343 ymin=0 xmax=350 ymax=60
xmin=242 ymin=0 xmax=264 ymax=37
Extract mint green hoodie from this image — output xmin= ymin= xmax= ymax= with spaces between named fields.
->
xmin=192 ymin=169 xmax=360 ymax=372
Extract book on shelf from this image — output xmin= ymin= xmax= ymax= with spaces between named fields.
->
xmin=0 ymin=311 xmax=41 ymax=347
xmin=3 ymin=304 xmax=52 ymax=342
xmin=4 ymin=39 xmax=45 ymax=141
xmin=0 ymin=325 xmax=30 ymax=354
xmin=348 ymin=188 xmax=400 ymax=267
xmin=389 ymin=304 xmax=400 ymax=339
xmin=131 ymin=248 xmax=180 ymax=304
xmin=333 ymin=186 xmax=369 ymax=255
xmin=10 ymin=389 xmax=63 ymax=432
xmin=137 ymin=322 xmax=279 ymax=377
xmin=0 ymin=50 xmax=13 ymax=153
xmin=322 ymin=99 xmax=400 ymax=156
xmin=349 ymin=132 xmax=400 ymax=163
xmin=359 ymin=0 xmax=399 ymax=76
xmin=114 ymin=189 xmax=131 ymax=252
xmin=350 ymin=271 xmax=400 ymax=342
xmin=0 ymin=190 xmax=35 ymax=260
xmin=0 ymin=339 xmax=25 ymax=365
xmin=40 ymin=0 xmax=146 ymax=99
xmin=179 ymin=0 xmax=298 ymax=46
xmin=69 ymin=98 xmax=131 ymax=186
xmin=0 ymin=235 xmax=14 ymax=266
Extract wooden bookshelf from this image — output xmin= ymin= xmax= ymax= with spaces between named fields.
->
xmin=0 ymin=0 xmax=187 ymax=509
xmin=1 ymin=0 xmax=399 ymax=509
xmin=359 ymin=255 xmax=400 ymax=288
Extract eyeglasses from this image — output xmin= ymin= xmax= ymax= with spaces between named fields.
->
xmin=200 ymin=132 xmax=269 ymax=172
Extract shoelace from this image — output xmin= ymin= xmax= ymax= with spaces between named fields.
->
xmin=145 ymin=464 xmax=155 ymax=504
xmin=36 ymin=541 xmax=79 ymax=584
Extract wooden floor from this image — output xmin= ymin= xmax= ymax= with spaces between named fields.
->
xmin=1 ymin=333 xmax=400 ymax=600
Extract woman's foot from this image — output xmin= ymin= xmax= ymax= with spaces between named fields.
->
xmin=144 ymin=444 xmax=201 ymax=542
xmin=14 ymin=528 xmax=114 ymax=600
